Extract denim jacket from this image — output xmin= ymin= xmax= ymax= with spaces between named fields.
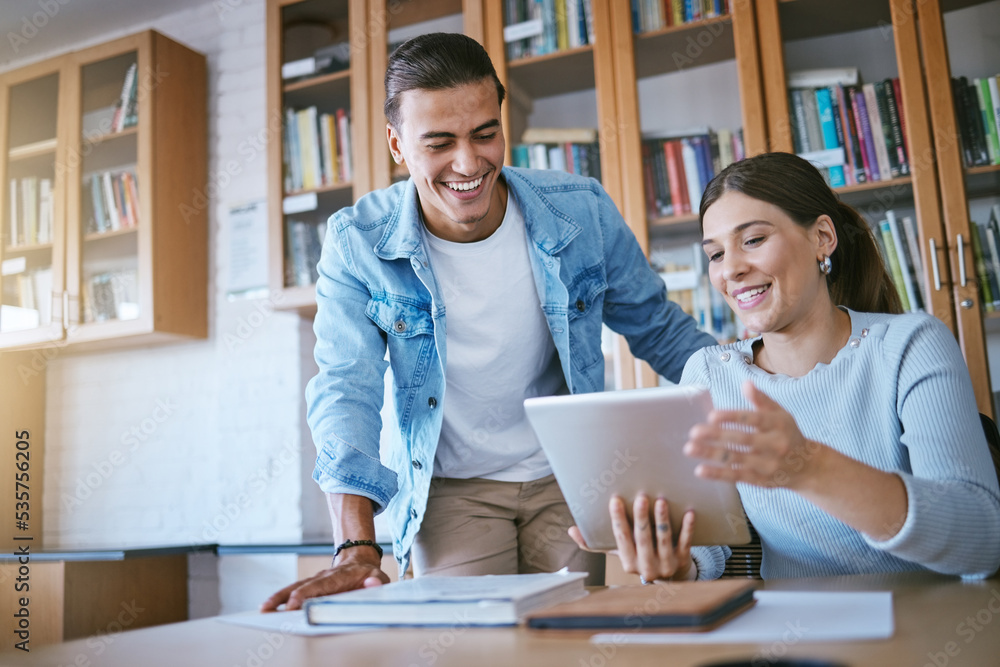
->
xmin=307 ymin=167 xmax=715 ymax=573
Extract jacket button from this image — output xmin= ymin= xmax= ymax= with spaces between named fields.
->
xmin=393 ymin=320 xmax=406 ymax=333
xmin=576 ymin=299 xmax=585 ymax=312
xmin=412 ymin=459 xmax=422 ymax=470
xmin=410 ymin=508 xmax=418 ymax=519
xmin=428 ymin=397 xmax=437 ymax=409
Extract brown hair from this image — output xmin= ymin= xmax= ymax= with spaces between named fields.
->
xmin=384 ymin=33 xmax=505 ymax=130
xmin=699 ymin=152 xmax=902 ymax=314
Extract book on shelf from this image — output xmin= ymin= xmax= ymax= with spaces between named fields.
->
xmin=628 ymin=0 xmax=730 ymax=34
xmin=504 ymin=0 xmax=595 ymax=61
xmin=526 ymin=579 xmax=757 ymax=631
xmin=284 ymin=218 xmax=326 ymax=287
xmin=303 ymin=572 xmax=587 ymax=627
xmin=640 ymin=127 xmax=743 ymax=219
xmin=282 ymin=106 xmax=352 ymax=193
xmin=85 ymin=170 xmax=140 ymax=234
xmin=789 ymin=68 xmax=910 ymax=186
xmin=111 ymin=62 xmax=138 ymax=133
xmin=83 ymin=269 xmax=139 ymax=323
xmin=281 ymin=41 xmax=350 ymax=82
xmin=7 ymin=177 xmax=54 ymax=248
xmin=511 ymin=131 xmax=602 ymax=182
xmin=952 ymin=74 xmax=1000 ymax=167
xmin=867 ymin=210 xmax=924 ymax=314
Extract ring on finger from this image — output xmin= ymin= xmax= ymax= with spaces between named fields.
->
xmin=720 ymin=449 xmax=731 ymax=463
xmin=656 ymin=523 xmax=670 ymax=533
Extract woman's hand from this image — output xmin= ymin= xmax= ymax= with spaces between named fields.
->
xmin=572 ymin=493 xmax=695 ymax=582
xmin=684 ymin=379 xmax=827 ymax=491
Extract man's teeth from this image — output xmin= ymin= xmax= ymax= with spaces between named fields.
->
xmin=446 ymin=176 xmax=483 ymax=192
xmin=736 ymin=286 xmax=768 ymax=302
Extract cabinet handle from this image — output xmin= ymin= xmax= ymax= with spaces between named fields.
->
xmin=957 ymin=234 xmax=967 ymax=287
xmin=62 ymin=291 xmax=69 ymax=330
xmin=929 ymin=238 xmax=942 ymax=291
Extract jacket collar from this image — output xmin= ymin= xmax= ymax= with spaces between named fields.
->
xmin=373 ymin=167 xmax=583 ymax=260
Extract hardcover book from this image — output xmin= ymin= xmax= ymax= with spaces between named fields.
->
xmin=526 ymin=579 xmax=757 ymax=632
xmin=304 ymin=572 xmax=587 ymax=627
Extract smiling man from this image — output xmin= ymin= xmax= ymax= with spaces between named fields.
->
xmin=262 ymin=32 xmax=716 ymax=612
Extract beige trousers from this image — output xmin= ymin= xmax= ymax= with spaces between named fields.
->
xmin=411 ymin=474 xmax=605 ymax=585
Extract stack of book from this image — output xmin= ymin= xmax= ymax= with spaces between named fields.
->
xmin=511 ymin=127 xmax=601 ymax=181
xmin=952 ymin=74 xmax=1000 ymax=168
xmin=283 ymin=106 xmax=352 ymax=193
xmin=83 ymin=269 xmax=138 ymax=323
xmin=653 ymin=243 xmax=745 ymax=343
xmin=966 ymin=205 xmax=1000 ymax=313
xmin=280 ymin=41 xmax=350 ymax=83
xmin=641 ymin=127 xmax=744 ymax=218
xmin=0 ymin=266 xmax=53 ymax=330
xmin=284 ymin=218 xmax=326 ymax=288
xmin=503 ymin=0 xmax=594 ymax=60
xmin=788 ymin=68 xmax=909 ymax=188
xmin=869 ymin=210 xmax=925 ymax=314
xmin=7 ymin=177 xmax=54 ymax=247
xmin=85 ymin=170 xmax=140 ymax=234
xmin=630 ymin=0 xmax=730 ymax=33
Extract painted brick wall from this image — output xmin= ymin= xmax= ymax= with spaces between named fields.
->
xmin=0 ymin=0 xmax=323 ymax=612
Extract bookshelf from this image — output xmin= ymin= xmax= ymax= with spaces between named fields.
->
xmin=752 ymin=0 xmax=999 ymax=415
xmin=0 ymin=30 xmax=207 ymax=352
xmin=918 ymin=0 xmax=1000 ymax=416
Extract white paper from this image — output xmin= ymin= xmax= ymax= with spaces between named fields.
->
xmin=226 ymin=200 xmax=269 ymax=297
xmin=591 ymin=591 xmax=893 ymax=645
xmin=217 ymin=610 xmax=380 ymax=636
xmin=283 ymin=192 xmax=318 ymax=215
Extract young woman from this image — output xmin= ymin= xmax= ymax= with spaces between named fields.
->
xmin=572 ymin=152 xmax=1000 ymax=582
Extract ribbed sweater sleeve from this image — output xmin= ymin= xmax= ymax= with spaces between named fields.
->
xmin=680 ymin=309 xmax=1000 ymax=580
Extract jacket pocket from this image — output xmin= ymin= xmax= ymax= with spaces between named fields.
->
xmin=566 ymin=267 xmax=607 ymax=371
xmin=367 ymin=297 xmax=435 ymax=388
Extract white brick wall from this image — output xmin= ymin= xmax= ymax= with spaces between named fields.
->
xmin=2 ymin=1 xmax=325 ymax=599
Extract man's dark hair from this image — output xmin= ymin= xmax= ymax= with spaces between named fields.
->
xmin=384 ymin=32 xmax=506 ymax=129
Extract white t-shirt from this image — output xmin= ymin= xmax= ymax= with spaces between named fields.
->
xmin=422 ymin=191 xmax=567 ymax=481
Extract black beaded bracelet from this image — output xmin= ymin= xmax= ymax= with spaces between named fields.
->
xmin=333 ymin=539 xmax=383 ymax=560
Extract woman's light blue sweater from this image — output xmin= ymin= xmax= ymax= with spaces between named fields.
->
xmin=684 ymin=308 xmax=1000 ymax=580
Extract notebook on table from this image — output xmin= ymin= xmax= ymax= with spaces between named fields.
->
xmin=525 ymin=579 xmax=758 ymax=632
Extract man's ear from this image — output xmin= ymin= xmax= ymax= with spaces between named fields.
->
xmin=815 ymin=214 xmax=838 ymax=258
xmin=387 ymin=124 xmax=403 ymax=164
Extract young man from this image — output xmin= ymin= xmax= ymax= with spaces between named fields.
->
xmin=262 ymin=33 xmax=715 ymax=611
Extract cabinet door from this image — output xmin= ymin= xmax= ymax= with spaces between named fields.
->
xmin=0 ymin=60 xmax=69 ymax=348
xmin=607 ymin=0 xmax=766 ymax=367
xmin=755 ymin=1 xmax=959 ymax=357
xmin=917 ymin=0 xmax=1000 ymax=416
xmin=66 ymin=42 xmax=146 ymax=342
xmin=267 ymin=0 xmax=371 ymax=311
xmin=483 ymin=0 xmax=632 ymax=389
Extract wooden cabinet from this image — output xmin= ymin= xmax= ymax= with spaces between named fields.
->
xmin=915 ymin=0 xmax=1000 ymax=416
xmin=0 ymin=30 xmax=207 ymax=352
xmin=754 ymin=0 xmax=997 ymax=415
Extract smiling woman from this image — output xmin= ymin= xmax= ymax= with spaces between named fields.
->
xmin=578 ymin=152 xmax=1000 ymax=585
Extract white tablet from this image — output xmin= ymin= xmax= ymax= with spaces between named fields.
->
xmin=524 ymin=385 xmax=751 ymax=550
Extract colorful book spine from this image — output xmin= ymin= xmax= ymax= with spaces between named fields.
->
xmin=879 ymin=219 xmax=911 ymax=312
xmin=814 ymin=87 xmax=846 ymax=187
xmin=851 ymin=87 xmax=879 ymax=182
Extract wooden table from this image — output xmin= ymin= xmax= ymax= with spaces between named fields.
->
xmin=3 ymin=571 xmax=998 ymax=666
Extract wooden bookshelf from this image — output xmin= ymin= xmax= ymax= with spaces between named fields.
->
xmin=0 ymin=30 xmax=207 ymax=352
